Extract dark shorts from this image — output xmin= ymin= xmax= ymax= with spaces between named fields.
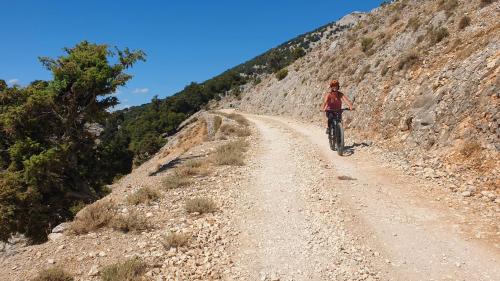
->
xmin=325 ymin=110 xmax=341 ymax=118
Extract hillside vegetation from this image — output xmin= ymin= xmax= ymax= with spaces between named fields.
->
xmin=0 ymin=42 xmax=145 ymax=242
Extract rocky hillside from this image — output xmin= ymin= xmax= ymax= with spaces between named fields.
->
xmin=228 ymin=0 xmax=499 ymax=197
xmin=0 ymin=111 xmax=255 ymax=280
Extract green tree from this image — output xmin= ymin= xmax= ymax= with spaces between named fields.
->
xmin=0 ymin=41 xmax=145 ymax=242
xmin=292 ymin=47 xmax=306 ymax=59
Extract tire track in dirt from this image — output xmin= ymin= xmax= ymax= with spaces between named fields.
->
xmin=232 ymin=113 xmax=499 ymax=281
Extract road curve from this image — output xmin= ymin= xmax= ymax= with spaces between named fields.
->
xmin=230 ymin=113 xmax=499 ymax=281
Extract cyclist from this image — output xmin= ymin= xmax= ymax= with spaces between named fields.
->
xmin=321 ymin=80 xmax=354 ymax=134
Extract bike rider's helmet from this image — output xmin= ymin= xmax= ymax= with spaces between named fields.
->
xmin=330 ymin=80 xmax=340 ymax=89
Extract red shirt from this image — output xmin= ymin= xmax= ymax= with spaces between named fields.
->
xmin=325 ymin=91 xmax=343 ymax=111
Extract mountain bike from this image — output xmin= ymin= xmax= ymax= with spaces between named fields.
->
xmin=326 ymin=109 xmax=350 ymax=156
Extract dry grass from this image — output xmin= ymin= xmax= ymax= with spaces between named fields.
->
xmin=176 ymin=160 xmax=210 ymax=177
xmin=389 ymin=15 xmax=400 ymax=25
xmin=70 ymin=200 xmax=115 ymax=235
xmin=213 ymin=139 xmax=249 ymax=166
xmin=427 ymin=27 xmax=449 ymax=45
xmin=230 ymin=113 xmax=250 ymax=126
xmin=111 ymin=211 xmax=149 ymax=233
xmin=32 ymin=267 xmax=73 ymax=281
xmin=460 ymin=141 xmax=482 ymax=157
xmin=161 ymin=232 xmax=189 ymax=249
xmin=162 ymin=172 xmax=192 ymax=190
xmin=338 ymin=175 xmax=357 ymax=181
xmin=217 ymin=112 xmax=250 ymax=127
xmin=406 ymin=17 xmax=420 ymax=32
xmin=458 ymin=16 xmax=471 ymax=29
xmin=480 ymin=0 xmax=495 ymax=7
xmin=100 ymin=257 xmax=147 ymax=281
xmin=398 ymin=52 xmax=420 ymax=70
xmin=127 ymin=187 xmax=161 ymax=205
xmin=439 ymin=0 xmax=459 ymax=11
xmin=220 ymin=123 xmax=251 ymax=137
xmin=185 ymin=197 xmax=216 ymax=214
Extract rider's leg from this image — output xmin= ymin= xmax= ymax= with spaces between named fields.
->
xmin=325 ymin=112 xmax=329 ymax=134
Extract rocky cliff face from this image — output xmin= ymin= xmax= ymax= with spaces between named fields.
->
xmin=233 ymin=0 xmax=499 ymax=194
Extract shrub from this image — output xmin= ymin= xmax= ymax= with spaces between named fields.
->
xmin=360 ymin=37 xmax=374 ymax=53
xmin=389 ymin=15 xmax=400 ymax=25
xmin=416 ymin=34 xmax=426 ymax=44
xmin=275 ymin=68 xmax=288 ymax=80
xmin=292 ymin=47 xmax=306 ymax=59
xmin=428 ymin=27 xmax=449 ymax=45
xmin=32 ymin=268 xmax=73 ymax=281
xmin=220 ymin=124 xmax=251 ymax=137
xmin=216 ymin=112 xmax=250 ymax=127
xmin=185 ymin=159 xmax=205 ymax=169
xmin=162 ymin=173 xmax=191 ymax=190
xmin=185 ymin=197 xmax=216 ymax=214
xmin=480 ymin=0 xmax=494 ymax=7
xmin=460 ymin=141 xmax=482 ymax=157
xmin=226 ymin=113 xmax=250 ymax=127
xmin=458 ymin=16 xmax=471 ymax=29
xmin=111 ymin=211 xmax=149 ymax=233
xmin=161 ymin=232 xmax=189 ymax=249
xmin=406 ymin=17 xmax=420 ymax=32
xmin=69 ymin=202 xmax=86 ymax=217
xmin=449 ymin=38 xmax=463 ymax=51
xmin=176 ymin=160 xmax=210 ymax=177
xmin=70 ymin=200 xmax=116 ymax=235
xmin=234 ymin=126 xmax=251 ymax=137
xmin=213 ymin=140 xmax=248 ymax=166
xmin=439 ymin=0 xmax=459 ymax=11
xmin=101 ymin=257 xmax=147 ymax=281
xmin=398 ymin=52 xmax=420 ymax=70
xmin=127 ymin=187 xmax=160 ymax=205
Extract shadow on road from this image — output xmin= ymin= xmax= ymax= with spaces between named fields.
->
xmin=342 ymin=142 xmax=371 ymax=156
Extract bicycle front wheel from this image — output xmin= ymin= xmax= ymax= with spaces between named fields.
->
xmin=336 ymin=124 xmax=344 ymax=156
xmin=329 ymin=124 xmax=336 ymax=151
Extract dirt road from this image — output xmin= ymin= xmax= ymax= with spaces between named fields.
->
xmin=230 ymin=113 xmax=500 ymax=281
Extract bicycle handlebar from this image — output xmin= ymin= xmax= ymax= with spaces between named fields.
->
xmin=322 ymin=108 xmax=352 ymax=112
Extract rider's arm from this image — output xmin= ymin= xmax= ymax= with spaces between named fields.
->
xmin=320 ymin=94 xmax=328 ymax=111
xmin=342 ymin=94 xmax=354 ymax=110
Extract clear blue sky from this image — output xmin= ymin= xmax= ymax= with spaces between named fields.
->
xmin=0 ymin=0 xmax=383 ymax=109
